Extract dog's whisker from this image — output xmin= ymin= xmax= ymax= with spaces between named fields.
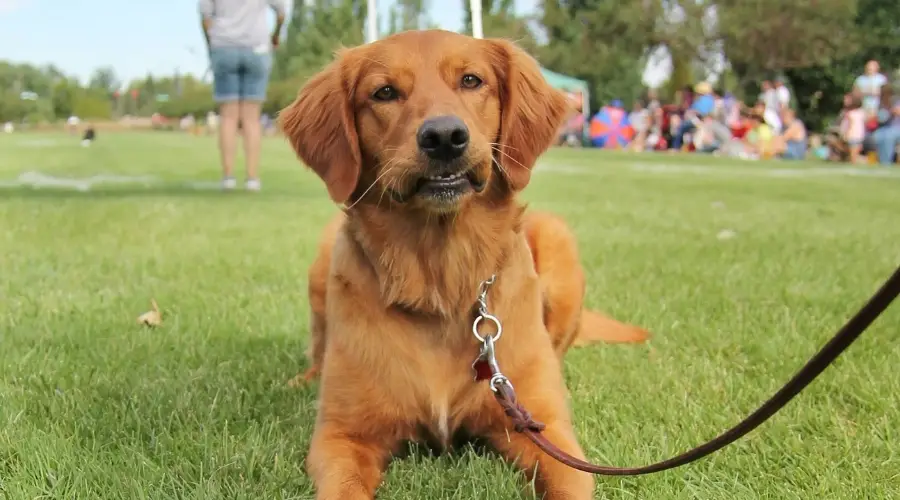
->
xmin=489 ymin=150 xmax=513 ymax=179
xmin=377 ymin=175 xmax=397 ymax=209
xmin=489 ymin=142 xmax=522 ymax=154
xmin=378 ymin=146 xmax=403 ymax=157
xmin=490 ymin=145 xmax=527 ymax=172
xmin=376 ymin=184 xmax=388 ymax=209
xmin=376 ymin=153 xmax=404 ymax=169
xmin=346 ymin=167 xmax=395 ymax=210
xmin=491 ymin=157 xmax=511 ymax=180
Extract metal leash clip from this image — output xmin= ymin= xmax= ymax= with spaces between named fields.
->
xmin=471 ymin=275 xmax=512 ymax=392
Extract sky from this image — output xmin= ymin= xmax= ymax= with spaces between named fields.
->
xmin=0 ymin=0 xmax=666 ymax=87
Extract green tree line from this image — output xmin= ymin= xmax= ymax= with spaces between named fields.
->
xmin=2 ymin=0 xmax=897 ymax=131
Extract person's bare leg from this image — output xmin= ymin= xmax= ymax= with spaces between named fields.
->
xmin=771 ymin=136 xmax=786 ymax=156
xmin=849 ymin=144 xmax=861 ymax=164
xmin=217 ymin=101 xmax=240 ymax=188
xmin=239 ymin=101 xmax=263 ymax=189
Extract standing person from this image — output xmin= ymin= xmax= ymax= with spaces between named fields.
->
xmin=853 ymin=60 xmax=887 ymax=118
xmin=774 ymin=77 xmax=791 ymax=111
xmin=198 ymin=0 xmax=286 ymax=191
xmin=67 ymin=115 xmax=80 ymax=135
xmin=759 ymin=80 xmax=782 ymax=133
xmin=841 ymin=95 xmax=866 ymax=164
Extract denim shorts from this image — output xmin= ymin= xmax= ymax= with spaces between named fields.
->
xmin=782 ymin=140 xmax=807 ymax=160
xmin=209 ymin=46 xmax=272 ymax=103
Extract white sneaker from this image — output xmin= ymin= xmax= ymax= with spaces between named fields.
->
xmin=245 ymin=178 xmax=261 ymax=191
xmin=222 ymin=177 xmax=237 ymax=190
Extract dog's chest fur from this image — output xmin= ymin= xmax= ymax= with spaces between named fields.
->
xmin=348 ymin=203 xmax=524 ymax=318
xmin=326 ymin=205 xmax=543 ymax=450
xmin=382 ymin=308 xmax=487 ymax=444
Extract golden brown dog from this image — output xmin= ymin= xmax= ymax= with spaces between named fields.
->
xmin=292 ymin=210 xmax=648 ymax=385
xmin=280 ymin=29 xmax=647 ymax=499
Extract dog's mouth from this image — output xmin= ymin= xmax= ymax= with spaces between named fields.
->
xmin=418 ymin=168 xmax=483 ymax=192
xmin=392 ymin=167 xmax=486 ymax=205
xmin=416 ymin=168 xmax=485 ymax=201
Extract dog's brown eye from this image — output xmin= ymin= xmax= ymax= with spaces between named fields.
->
xmin=372 ymin=85 xmax=399 ymax=101
xmin=461 ymin=74 xmax=482 ymax=89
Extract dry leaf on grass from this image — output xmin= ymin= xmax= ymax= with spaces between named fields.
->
xmin=717 ymin=229 xmax=737 ymax=240
xmin=137 ymin=299 xmax=161 ymax=327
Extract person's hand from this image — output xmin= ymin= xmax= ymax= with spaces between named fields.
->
xmin=271 ymin=32 xmax=280 ymax=49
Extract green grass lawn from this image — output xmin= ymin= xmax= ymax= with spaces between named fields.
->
xmin=1 ymin=131 xmax=898 ymax=499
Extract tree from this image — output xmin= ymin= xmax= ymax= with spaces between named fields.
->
xmin=0 ymin=91 xmax=29 ymax=122
xmin=716 ymin=0 xmax=860 ymax=96
xmin=274 ymin=0 xmax=368 ymax=82
xmin=784 ymin=0 xmax=900 ymax=130
xmin=72 ymin=92 xmax=113 ymax=120
xmin=393 ymin=0 xmax=429 ymax=32
xmin=660 ymin=49 xmax=698 ymax=103
xmin=0 ymin=58 xmax=220 ymax=122
xmin=51 ymin=78 xmax=80 ymax=118
xmin=461 ymin=0 xmax=514 ymax=33
xmin=539 ymin=0 xmax=660 ymax=109
xmin=460 ymin=0 xmax=536 ymax=49
xmin=0 ymin=62 xmax=64 ymax=122
xmin=274 ymin=0 xmax=309 ymax=80
xmin=264 ymin=77 xmax=307 ymax=116
xmin=88 ymin=66 xmax=120 ymax=95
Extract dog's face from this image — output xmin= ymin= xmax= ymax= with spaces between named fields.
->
xmin=351 ymin=32 xmax=501 ymax=212
xmin=280 ymin=30 xmax=571 ymax=214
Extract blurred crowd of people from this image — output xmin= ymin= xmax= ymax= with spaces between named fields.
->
xmin=632 ymin=78 xmax=815 ymax=161
xmin=559 ymin=59 xmax=899 ymax=166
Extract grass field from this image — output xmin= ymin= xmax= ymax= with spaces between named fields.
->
xmin=1 ymin=131 xmax=898 ymax=499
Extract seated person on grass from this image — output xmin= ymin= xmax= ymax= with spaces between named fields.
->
xmin=809 ymin=134 xmax=830 ymax=160
xmin=741 ymin=110 xmax=774 ymax=159
xmin=870 ymin=90 xmax=900 ymax=165
xmin=671 ymin=82 xmax=715 ymax=150
xmin=629 ymin=100 xmax=651 ymax=152
xmin=772 ymin=108 xmax=808 ymax=160
xmin=825 ymin=93 xmax=855 ymax=162
xmin=695 ymin=114 xmax=734 ymax=154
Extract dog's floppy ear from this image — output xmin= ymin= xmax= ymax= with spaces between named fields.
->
xmin=487 ymin=39 xmax=572 ymax=191
xmin=279 ymin=54 xmax=361 ymax=204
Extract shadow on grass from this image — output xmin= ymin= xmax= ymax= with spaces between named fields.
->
xmin=13 ymin=328 xmax=502 ymax=477
xmin=14 ymin=333 xmax=316 ymax=448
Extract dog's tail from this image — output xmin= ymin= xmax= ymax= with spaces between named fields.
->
xmin=573 ymin=309 xmax=650 ymax=346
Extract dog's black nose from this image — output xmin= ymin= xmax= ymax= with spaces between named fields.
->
xmin=417 ymin=115 xmax=469 ymax=161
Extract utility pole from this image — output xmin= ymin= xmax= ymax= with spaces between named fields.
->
xmin=470 ymin=0 xmax=483 ymax=38
xmin=366 ymin=0 xmax=378 ymax=43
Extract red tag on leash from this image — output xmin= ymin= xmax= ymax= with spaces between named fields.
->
xmin=472 ymin=359 xmax=492 ymax=381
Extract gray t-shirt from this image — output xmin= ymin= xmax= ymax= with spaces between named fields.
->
xmin=198 ymin=0 xmax=287 ymax=49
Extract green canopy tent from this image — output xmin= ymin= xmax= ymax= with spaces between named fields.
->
xmin=539 ymin=67 xmax=590 ymax=144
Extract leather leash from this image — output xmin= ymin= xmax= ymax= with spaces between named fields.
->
xmin=474 ymin=264 xmax=900 ymax=476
